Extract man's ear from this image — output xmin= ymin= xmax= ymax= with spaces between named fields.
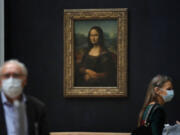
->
xmin=154 ymin=87 xmax=160 ymax=94
xmin=22 ymin=77 xmax=27 ymax=87
xmin=0 ymin=77 xmax=2 ymax=87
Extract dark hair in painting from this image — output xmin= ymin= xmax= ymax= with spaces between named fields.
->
xmin=88 ymin=26 xmax=106 ymax=50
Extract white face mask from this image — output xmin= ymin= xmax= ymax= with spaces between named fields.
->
xmin=160 ymin=89 xmax=174 ymax=102
xmin=2 ymin=77 xmax=23 ymax=98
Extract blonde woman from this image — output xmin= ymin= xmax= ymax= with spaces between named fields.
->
xmin=137 ymin=75 xmax=174 ymax=135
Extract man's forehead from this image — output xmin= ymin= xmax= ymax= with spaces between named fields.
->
xmin=1 ymin=63 xmax=22 ymax=73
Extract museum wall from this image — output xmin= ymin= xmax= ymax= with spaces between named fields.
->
xmin=5 ymin=0 xmax=180 ymax=132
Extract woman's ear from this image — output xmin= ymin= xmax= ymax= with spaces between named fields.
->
xmin=154 ymin=87 xmax=160 ymax=95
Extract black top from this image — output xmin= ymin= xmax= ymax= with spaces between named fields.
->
xmin=143 ymin=104 xmax=166 ymax=135
xmin=0 ymin=92 xmax=49 ymax=135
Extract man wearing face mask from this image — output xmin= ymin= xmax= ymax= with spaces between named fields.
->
xmin=0 ymin=59 xmax=49 ymax=135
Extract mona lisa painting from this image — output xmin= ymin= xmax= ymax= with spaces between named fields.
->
xmin=64 ymin=9 xmax=128 ymax=97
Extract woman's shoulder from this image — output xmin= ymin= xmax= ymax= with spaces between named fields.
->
xmin=154 ymin=103 xmax=164 ymax=110
xmin=148 ymin=103 xmax=165 ymax=113
xmin=145 ymin=103 xmax=165 ymax=117
xmin=151 ymin=103 xmax=166 ymax=118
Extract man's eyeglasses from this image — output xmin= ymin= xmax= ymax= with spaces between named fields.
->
xmin=0 ymin=73 xmax=24 ymax=78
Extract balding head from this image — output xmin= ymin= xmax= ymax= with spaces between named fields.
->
xmin=0 ymin=59 xmax=27 ymax=88
xmin=0 ymin=59 xmax=28 ymax=76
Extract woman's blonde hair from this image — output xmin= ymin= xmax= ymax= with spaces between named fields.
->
xmin=137 ymin=74 xmax=172 ymax=127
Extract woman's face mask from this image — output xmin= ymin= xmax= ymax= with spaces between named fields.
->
xmin=160 ymin=89 xmax=174 ymax=102
xmin=157 ymin=81 xmax=174 ymax=103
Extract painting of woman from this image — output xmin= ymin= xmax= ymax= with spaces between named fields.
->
xmin=75 ymin=26 xmax=117 ymax=87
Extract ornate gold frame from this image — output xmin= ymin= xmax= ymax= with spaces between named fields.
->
xmin=64 ymin=8 xmax=128 ymax=97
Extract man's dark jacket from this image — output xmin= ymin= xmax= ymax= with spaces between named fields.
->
xmin=0 ymin=93 xmax=49 ymax=135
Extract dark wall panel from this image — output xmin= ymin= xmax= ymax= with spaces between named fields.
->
xmin=5 ymin=0 xmax=180 ymax=132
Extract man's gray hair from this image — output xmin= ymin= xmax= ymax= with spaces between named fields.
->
xmin=0 ymin=59 xmax=28 ymax=76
